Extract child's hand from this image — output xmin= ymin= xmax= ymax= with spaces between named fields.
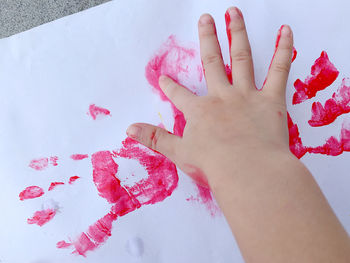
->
xmin=127 ymin=7 xmax=350 ymax=262
xmin=126 ymin=7 xmax=294 ymax=187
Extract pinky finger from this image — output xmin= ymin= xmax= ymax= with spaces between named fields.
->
xmin=126 ymin=123 xmax=180 ymax=161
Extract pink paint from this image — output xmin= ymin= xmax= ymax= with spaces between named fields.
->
xmin=224 ymin=10 xmax=232 ymax=54
xmin=287 ymin=113 xmax=308 ymax=159
xmin=50 ymin=156 xmax=59 ymax=166
xmin=48 ymin=182 xmax=64 ymax=191
xmin=68 ymin=176 xmax=80 ymax=184
xmin=29 ymin=158 xmax=49 ymax=171
xmin=308 ymin=121 xmax=350 ymax=156
xmin=88 ymin=104 xmax=111 ymax=120
xmin=292 ymin=47 xmax=297 ymax=62
xmin=59 ymin=137 xmax=178 ymax=256
xmin=263 ymin=25 xmax=284 ymax=87
xmin=19 ymin=186 xmax=44 ymax=201
xmin=27 ymin=208 xmax=56 ymax=226
xmin=183 ymin=164 xmax=209 ymax=188
xmin=197 ymin=64 xmax=204 ymax=82
xmin=293 ymin=51 xmax=339 ymax=104
xmin=70 ymin=154 xmax=89 ymax=160
xmin=309 ymin=78 xmax=350 ymax=127
xmin=225 ymin=64 xmax=233 ymax=85
xmin=56 ymin=240 xmax=71 ymax=249
xmin=195 ymin=184 xmax=219 ymax=216
xmin=145 ymin=35 xmax=196 ymax=137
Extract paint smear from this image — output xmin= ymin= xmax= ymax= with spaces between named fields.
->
xmin=293 ymin=51 xmax=339 ymax=104
xmin=308 ymin=121 xmax=350 ymax=156
xmin=287 ymin=112 xmax=308 ymax=159
xmin=309 ymin=78 xmax=350 ymax=127
xmin=145 ymin=35 xmax=196 ymax=136
xmin=68 ymin=176 xmax=80 ymax=184
xmin=50 ymin=156 xmax=59 ymax=166
xmin=88 ymin=104 xmax=111 ymax=120
xmin=70 ymin=154 xmax=89 ymax=160
xmin=27 ymin=208 xmax=56 ymax=226
xmin=19 ymin=186 xmax=44 ymax=201
xmin=29 ymin=158 xmax=49 ymax=171
xmin=59 ymin=137 xmax=178 ymax=256
xmin=145 ymin=36 xmax=219 ymax=214
xmin=48 ymin=182 xmax=65 ymax=191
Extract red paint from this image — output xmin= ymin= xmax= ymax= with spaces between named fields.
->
xmin=27 ymin=208 xmax=56 ymax=226
xmin=183 ymin=164 xmax=209 ymax=188
xmin=145 ymin=35 xmax=196 ymax=137
xmin=292 ymin=47 xmax=297 ymax=62
xmin=57 ymin=240 xmax=71 ymax=249
xmin=19 ymin=186 xmax=44 ymax=200
xmin=225 ymin=64 xmax=233 ymax=85
xmin=68 ymin=176 xmax=80 ymax=184
xmin=195 ymin=184 xmax=219 ymax=216
xmin=29 ymin=158 xmax=49 ymax=171
xmin=293 ymin=51 xmax=339 ymax=104
xmin=70 ymin=154 xmax=89 ymax=160
xmin=225 ymin=10 xmax=232 ymax=54
xmin=56 ymin=240 xmax=71 ymax=249
xmin=50 ymin=156 xmax=59 ymax=166
xmin=263 ymin=25 xmax=284 ymax=87
xmin=48 ymin=182 xmax=64 ymax=191
xmin=287 ymin=113 xmax=308 ymax=159
xmin=88 ymin=104 xmax=111 ymax=120
xmin=309 ymin=78 xmax=350 ymax=127
xmin=59 ymin=137 xmax=178 ymax=256
xmin=308 ymin=121 xmax=350 ymax=156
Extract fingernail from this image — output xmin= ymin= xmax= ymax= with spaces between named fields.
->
xmin=227 ymin=7 xmax=243 ymax=20
xmin=199 ymin=14 xmax=214 ymax=25
xmin=281 ymin=25 xmax=291 ymax=37
xmin=127 ymin=125 xmax=141 ymax=139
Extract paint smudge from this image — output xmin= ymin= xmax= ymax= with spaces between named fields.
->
xmin=68 ymin=176 xmax=80 ymax=184
xmin=309 ymin=78 xmax=350 ymax=127
xmin=183 ymin=164 xmax=209 ymax=188
xmin=58 ymin=137 xmax=178 ymax=256
xmin=19 ymin=186 xmax=44 ymax=201
xmin=145 ymin=35 xmax=196 ymax=137
xmin=287 ymin=113 xmax=308 ymax=159
xmin=27 ymin=208 xmax=56 ymax=226
xmin=29 ymin=158 xmax=49 ymax=171
xmin=48 ymin=182 xmax=65 ymax=191
xmin=293 ymin=51 xmax=339 ymax=104
xmin=145 ymin=36 xmax=219 ymax=214
xmin=88 ymin=104 xmax=111 ymax=120
xmin=56 ymin=241 xmax=71 ymax=249
xmin=70 ymin=154 xmax=89 ymax=160
xmin=225 ymin=64 xmax=233 ymax=85
xmin=50 ymin=156 xmax=59 ymax=166
xmin=29 ymin=156 xmax=58 ymax=170
xmin=308 ymin=121 xmax=350 ymax=156
xmin=292 ymin=47 xmax=297 ymax=62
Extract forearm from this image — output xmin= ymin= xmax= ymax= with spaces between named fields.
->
xmin=209 ymin=151 xmax=350 ymax=262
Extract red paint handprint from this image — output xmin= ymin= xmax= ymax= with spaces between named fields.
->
xmin=19 ymin=36 xmax=218 ymax=257
xmin=288 ymin=51 xmax=350 ymax=158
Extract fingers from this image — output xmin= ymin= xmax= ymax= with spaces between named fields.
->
xmin=225 ymin=7 xmax=255 ymax=89
xmin=159 ymin=76 xmax=196 ymax=113
xmin=263 ymin=25 xmax=294 ymax=100
xmin=126 ymin=123 xmax=180 ymax=160
xmin=198 ymin=14 xmax=230 ymax=92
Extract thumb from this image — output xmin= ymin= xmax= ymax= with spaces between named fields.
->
xmin=126 ymin=123 xmax=180 ymax=160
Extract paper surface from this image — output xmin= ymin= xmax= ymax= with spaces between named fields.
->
xmin=0 ymin=0 xmax=350 ymax=262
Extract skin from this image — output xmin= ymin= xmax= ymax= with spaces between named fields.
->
xmin=126 ymin=6 xmax=350 ymax=263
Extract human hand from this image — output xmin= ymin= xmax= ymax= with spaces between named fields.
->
xmin=127 ymin=6 xmax=295 ymax=188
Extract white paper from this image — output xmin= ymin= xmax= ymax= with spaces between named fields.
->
xmin=0 ymin=0 xmax=349 ymax=262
